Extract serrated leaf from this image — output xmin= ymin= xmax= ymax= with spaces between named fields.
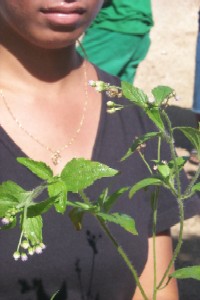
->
xmin=121 ymin=132 xmax=161 ymax=161
xmin=121 ymin=81 xmax=148 ymax=108
xmin=61 ymin=158 xmax=118 ymax=193
xmin=23 ymin=215 xmax=43 ymax=245
xmin=146 ymin=108 xmax=165 ymax=131
xmin=151 ymin=86 xmax=174 ymax=105
xmin=0 ymin=181 xmax=25 ymax=198
xmin=102 ymin=187 xmax=129 ymax=213
xmin=17 ymin=157 xmax=53 ymax=180
xmin=48 ymin=179 xmax=67 ymax=214
xmin=129 ymin=177 xmax=163 ymax=198
xmin=175 ymin=127 xmax=200 ymax=158
xmin=170 ymin=266 xmax=200 ymax=280
xmin=98 ymin=212 xmax=138 ymax=235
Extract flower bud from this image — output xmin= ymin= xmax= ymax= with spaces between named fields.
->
xmin=13 ymin=251 xmax=20 ymax=261
xmin=21 ymin=253 xmax=28 ymax=262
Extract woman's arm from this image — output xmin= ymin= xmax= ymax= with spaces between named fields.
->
xmin=133 ymin=231 xmax=179 ymax=300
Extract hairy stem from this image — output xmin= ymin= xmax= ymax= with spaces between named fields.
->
xmin=157 ymin=197 xmax=184 ymax=289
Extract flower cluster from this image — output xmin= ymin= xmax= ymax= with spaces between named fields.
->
xmin=1 ymin=207 xmax=20 ymax=226
xmin=88 ymin=80 xmax=122 ymax=98
xmin=13 ymin=241 xmax=46 ymax=262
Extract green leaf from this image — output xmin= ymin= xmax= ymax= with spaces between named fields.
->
xmin=175 ymin=127 xmax=200 ymax=158
xmin=23 ymin=215 xmax=43 ymax=245
xmin=168 ymin=156 xmax=188 ymax=174
xmin=17 ymin=157 xmax=53 ymax=180
xmin=61 ymin=158 xmax=118 ymax=193
xmin=192 ymin=182 xmax=200 ymax=192
xmin=121 ymin=81 xmax=148 ymax=108
xmin=121 ymin=132 xmax=161 ymax=161
xmin=146 ymin=108 xmax=165 ymax=131
xmin=69 ymin=208 xmax=84 ymax=230
xmin=129 ymin=177 xmax=163 ymax=198
xmin=170 ymin=266 xmax=200 ymax=280
xmin=101 ymin=187 xmax=129 ymax=213
xmin=157 ymin=164 xmax=170 ymax=178
xmin=50 ymin=290 xmax=60 ymax=300
xmin=98 ymin=212 xmax=138 ymax=235
xmin=27 ymin=197 xmax=56 ymax=217
xmin=151 ymin=86 xmax=174 ymax=105
xmin=0 ymin=181 xmax=25 ymax=199
xmin=48 ymin=179 xmax=67 ymax=214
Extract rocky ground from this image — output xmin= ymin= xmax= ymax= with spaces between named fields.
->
xmin=134 ymin=1 xmax=200 ymax=298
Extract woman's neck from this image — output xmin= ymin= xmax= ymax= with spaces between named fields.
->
xmin=0 ymin=24 xmax=83 ymax=95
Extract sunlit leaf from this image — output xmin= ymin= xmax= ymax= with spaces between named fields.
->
xmin=151 ymin=86 xmax=174 ymax=105
xmin=170 ymin=266 xmax=200 ymax=280
xmin=157 ymin=164 xmax=170 ymax=178
xmin=98 ymin=212 xmax=138 ymax=235
xmin=23 ymin=215 xmax=43 ymax=245
xmin=129 ymin=177 xmax=163 ymax=198
xmin=17 ymin=157 xmax=53 ymax=180
xmin=61 ymin=158 xmax=118 ymax=193
xmin=0 ymin=181 xmax=25 ymax=198
xmin=146 ymin=108 xmax=165 ymax=131
xmin=48 ymin=179 xmax=67 ymax=214
xmin=121 ymin=81 xmax=148 ymax=108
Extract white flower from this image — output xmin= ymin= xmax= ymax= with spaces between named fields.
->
xmin=88 ymin=80 xmax=96 ymax=87
xmin=2 ymin=218 xmax=10 ymax=225
xmin=13 ymin=251 xmax=20 ymax=261
xmin=21 ymin=240 xmax=30 ymax=250
xmin=21 ymin=253 xmax=28 ymax=262
xmin=28 ymin=247 xmax=35 ymax=256
xmin=35 ymin=245 xmax=43 ymax=254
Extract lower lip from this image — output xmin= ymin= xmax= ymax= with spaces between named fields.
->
xmin=42 ymin=12 xmax=83 ymax=26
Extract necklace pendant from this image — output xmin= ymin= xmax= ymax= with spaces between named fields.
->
xmin=51 ymin=151 xmax=61 ymax=165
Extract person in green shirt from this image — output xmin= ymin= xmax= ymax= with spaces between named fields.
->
xmin=77 ymin=0 xmax=153 ymax=83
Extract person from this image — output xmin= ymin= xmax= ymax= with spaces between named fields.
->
xmin=191 ymin=8 xmax=200 ymax=164
xmin=0 ymin=1 xmax=199 ymax=299
xmin=77 ymin=0 xmax=153 ymax=83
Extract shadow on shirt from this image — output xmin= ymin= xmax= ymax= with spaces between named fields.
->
xmin=18 ymin=230 xmax=102 ymax=300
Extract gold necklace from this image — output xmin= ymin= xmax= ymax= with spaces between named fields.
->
xmin=0 ymin=61 xmax=88 ymax=166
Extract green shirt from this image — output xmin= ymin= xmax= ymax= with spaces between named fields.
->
xmin=89 ymin=0 xmax=153 ymax=35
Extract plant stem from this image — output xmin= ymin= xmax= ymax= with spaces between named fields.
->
xmin=97 ymin=216 xmax=149 ymax=300
xmin=157 ymin=197 xmax=184 ymax=289
xmin=161 ymin=111 xmax=181 ymax=194
xmin=152 ymin=188 xmax=159 ymax=300
xmin=79 ymin=190 xmax=148 ymax=300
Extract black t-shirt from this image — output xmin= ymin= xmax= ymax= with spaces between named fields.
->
xmin=0 ymin=68 xmax=199 ymax=300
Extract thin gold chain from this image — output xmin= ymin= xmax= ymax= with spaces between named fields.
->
xmin=0 ymin=60 xmax=88 ymax=165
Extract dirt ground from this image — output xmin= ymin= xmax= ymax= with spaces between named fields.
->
xmin=134 ymin=1 xmax=200 ymax=299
